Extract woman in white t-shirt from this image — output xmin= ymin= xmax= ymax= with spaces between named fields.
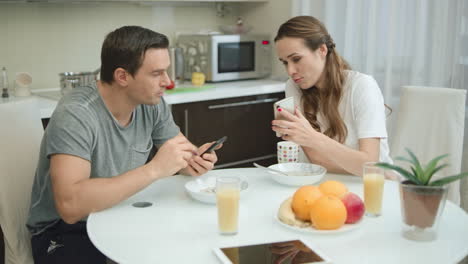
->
xmin=272 ymin=16 xmax=393 ymax=177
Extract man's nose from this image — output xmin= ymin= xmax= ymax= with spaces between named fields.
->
xmin=161 ymin=72 xmax=171 ymax=86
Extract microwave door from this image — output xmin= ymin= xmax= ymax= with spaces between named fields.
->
xmin=218 ymin=42 xmax=255 ymax=72
xmin=212 ymin=39 xmax=258 ymax=82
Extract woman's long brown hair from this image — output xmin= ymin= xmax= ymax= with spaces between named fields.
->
xmin=275 ymin=16 xmax=351 ymax=143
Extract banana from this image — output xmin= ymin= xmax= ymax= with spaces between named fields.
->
xmin=277 ymin=197 xmax=310 ymax=228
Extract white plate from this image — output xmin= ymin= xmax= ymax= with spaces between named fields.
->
xmin=274 ymin=214 xmax=362 ymax=234
xmin=268 ymin=163 xmax=327 ymax=186
xmin=185 ymin=176 xmax=248 ymax=204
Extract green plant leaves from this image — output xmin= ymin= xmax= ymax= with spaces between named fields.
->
xmin=423 ymin=154 xmax=449 ymax=184
xmin=405 ymin=148 xmax=427 ymax=183
xmin=375 ymin=148 xmax=467 ymax=186
xmin=430 ymin=172 xmax=468 ymax=186
xmin=375 ymin=162 xmax=422 ymax=185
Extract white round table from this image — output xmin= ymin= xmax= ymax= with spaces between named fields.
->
xmin=87 ymin=168 xmax=468 ymax=264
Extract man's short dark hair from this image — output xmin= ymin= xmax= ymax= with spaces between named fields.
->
xmin=100 ymin=26 xmax=169 ymax=84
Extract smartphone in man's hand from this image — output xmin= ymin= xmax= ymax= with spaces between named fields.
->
xmin=201 ymin=136 xmax=227 ymax=156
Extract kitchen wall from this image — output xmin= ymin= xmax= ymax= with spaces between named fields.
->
xmin=0 ymin=2 xmax=243 ymax=90
xmin=240 ymin=0 xmax=325 ymax=81
xmin=239 ymin=0 xmax=291 ymax=81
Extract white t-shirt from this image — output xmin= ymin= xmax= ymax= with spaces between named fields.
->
xmin=285 ymin=70 xmax=392 ymax=164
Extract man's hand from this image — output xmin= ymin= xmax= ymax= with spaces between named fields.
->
xmin=180 ymin=142 xmax=221 ymax=176
xmin=148 ymin=134 xmax=198 ymax=178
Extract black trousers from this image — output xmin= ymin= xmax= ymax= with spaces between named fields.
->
xmin=31 ymin=220 xmax=107 ymax=264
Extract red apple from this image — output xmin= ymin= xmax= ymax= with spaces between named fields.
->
xmin=341 ymin=192 xmax=365 ymax=224
xmin=166 ymin=80 xmax=175 ymax=90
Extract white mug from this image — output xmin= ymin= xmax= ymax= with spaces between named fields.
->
xmin=277 ymin=141 xmax=299 ymax=163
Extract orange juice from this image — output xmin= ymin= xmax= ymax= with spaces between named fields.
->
xmin=216 ymin=188 xmax=240 ymax=234
xmin=363 ymin=173 xmax=384 ymax=216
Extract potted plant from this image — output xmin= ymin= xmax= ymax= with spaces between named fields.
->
xmin=376 ymin=148 xmax=468 ymax=241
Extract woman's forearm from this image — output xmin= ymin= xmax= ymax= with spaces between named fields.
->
xmin=303 ymin=134 xmax=380 ymax=177
xmin=302 ymin=146 xmax=348 ymax=174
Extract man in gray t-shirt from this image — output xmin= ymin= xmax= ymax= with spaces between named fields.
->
xmin=27 ymin=26 xmax=220 ymax=264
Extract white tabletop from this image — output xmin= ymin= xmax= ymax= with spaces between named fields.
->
xmin=87 ymin=168 xmax=468 ymax=264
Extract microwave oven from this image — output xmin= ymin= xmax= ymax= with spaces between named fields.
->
xmin=176 ymin=34 xmax=272 ymax=82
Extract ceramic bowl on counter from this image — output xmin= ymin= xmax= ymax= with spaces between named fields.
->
xmin=268 ymin=163 xmax=327 ymax=186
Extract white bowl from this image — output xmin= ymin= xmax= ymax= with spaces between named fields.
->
xmin=185 ymin=176 xmax=248 ymax=204
xmin=268 ymin=163 xmax=326 ymax=186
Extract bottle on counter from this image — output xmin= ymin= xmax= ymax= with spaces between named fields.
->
xmin=1 ymin=67 xmax=9 ymax=98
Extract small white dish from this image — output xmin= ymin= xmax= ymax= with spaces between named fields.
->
xmin=274 ymin=214 xmax=362 ymax=234
xmin=185 ymin=176 xmax=248 ymax=204
xmin=268 ymin=163 xmax=326 ymax=186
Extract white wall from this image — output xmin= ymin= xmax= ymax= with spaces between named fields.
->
xmin=0 ymin=2 xmax=241 ymax=90
xmin=239 ymin=0 xmax=292 ymax=81
xmin=238 ymin=0 xmax=327 ymax=81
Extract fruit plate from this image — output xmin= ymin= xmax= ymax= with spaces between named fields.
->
xmin=274 ymin=214 xmax=363 ymax=235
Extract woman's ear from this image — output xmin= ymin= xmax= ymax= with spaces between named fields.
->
xmin=113 ymin=68 xmax=129 ymax=86
xmin=319 ymin=44 xmax=328 ymax=58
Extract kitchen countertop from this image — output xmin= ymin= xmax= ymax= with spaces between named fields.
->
xmin=1 ymin=95 xmax=57 ymax=120
xmin=163 ymin=79 xmax=285 ymax=104
xmin=1 ymin=79 xmax=285 ymax=119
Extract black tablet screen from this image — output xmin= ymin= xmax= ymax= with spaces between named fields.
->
xmin=220 ymin=240 xmax=325 ymax=264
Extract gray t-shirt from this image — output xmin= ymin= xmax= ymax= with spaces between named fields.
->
xmin=27 ymin=85 xmax=180 ymax=235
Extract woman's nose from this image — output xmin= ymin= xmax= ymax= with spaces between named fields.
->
xmin=286 ymin=64 xmax=297 ymax=76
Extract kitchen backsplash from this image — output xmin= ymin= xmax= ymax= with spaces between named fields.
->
xmin=0 ymin=2 xmax=242 ymax=90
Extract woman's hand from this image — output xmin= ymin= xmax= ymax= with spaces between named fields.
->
xmin=272 ymin=107 xmax=323 ymax=149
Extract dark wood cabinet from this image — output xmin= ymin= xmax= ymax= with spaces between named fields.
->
xmin=171 ymin=92 xmax=284 ymax=168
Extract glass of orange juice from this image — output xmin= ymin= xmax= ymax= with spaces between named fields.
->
xmin=216 ymin=176 xmax=241 ymax=235
xmin=363 ymin=162 xmax=385 ymax=217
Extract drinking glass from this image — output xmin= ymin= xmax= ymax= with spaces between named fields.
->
xmin=363 ymin=162 xmax=385 ymax=217
xmin=216 ymin=176 xmax=241 ymax=235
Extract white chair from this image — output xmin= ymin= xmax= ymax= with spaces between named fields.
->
xmin=0 ymin=98 xmax=43 ymax=264
xmin=391 ymin=86 xmax=466 ymax=204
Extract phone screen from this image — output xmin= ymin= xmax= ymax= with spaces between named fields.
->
xmin=215 ymin=240 xmax=328 ymax=264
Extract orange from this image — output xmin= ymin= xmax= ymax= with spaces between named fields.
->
xmin=291 ymin=186 xmax=323 ymax=221
xmin=319 ymin=180 xmax=348 ymax=198
xmin=310 ymin=195 xmax=347 ymax=230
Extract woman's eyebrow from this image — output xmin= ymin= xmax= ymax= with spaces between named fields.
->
xmin=286 ymin=52 xmax=299 ymax=59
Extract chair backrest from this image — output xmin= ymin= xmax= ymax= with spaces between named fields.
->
xmin=0 ymin=98 xmax=43 ymax=264
xmin=391 ymin=86 xmax=466 ymax=204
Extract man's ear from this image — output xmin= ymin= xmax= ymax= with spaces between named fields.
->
xmin=113 ymin=68 xmax=129 ymax=86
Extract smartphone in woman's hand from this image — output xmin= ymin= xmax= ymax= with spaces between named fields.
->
xmin=273 ymin=97 xmax=295 ymax=137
